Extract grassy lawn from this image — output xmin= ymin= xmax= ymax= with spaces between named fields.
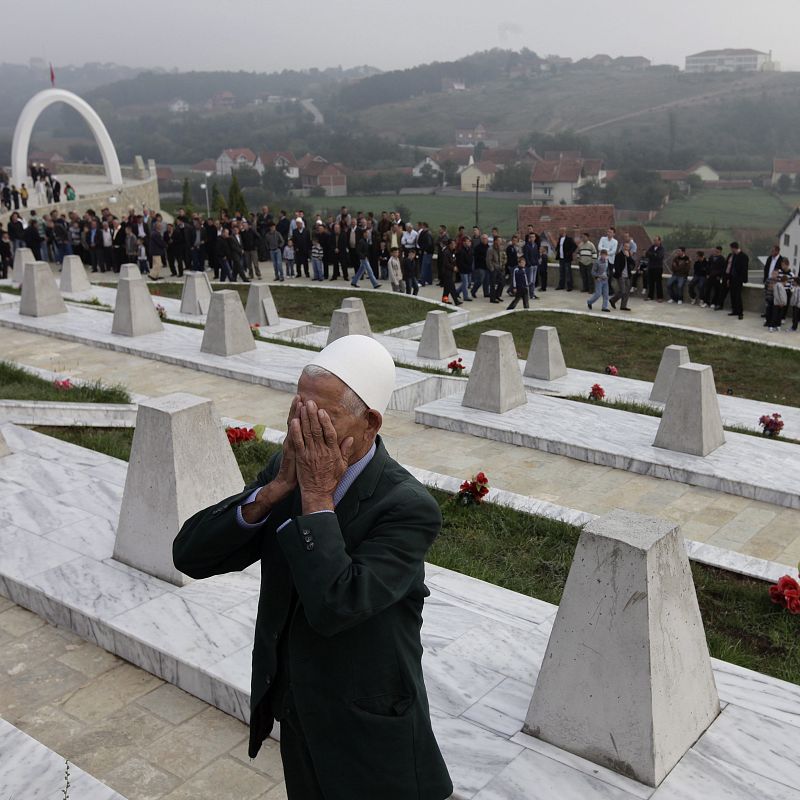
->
xmin=453 ymin=310 xmax=800 ymax=407
xmin=652 ymin=188 xmax=789 ymax=231
xmin=0 ymin=361 xmax=130 ymax=403
xmin=311 ymin=194 xmax=523 ymax=234
xmin=30 ymin=425 xmax=800 ymax=686
xmin=104 ymin=282 xmax=447 ymax=331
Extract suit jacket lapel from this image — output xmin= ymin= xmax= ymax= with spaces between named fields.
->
xmin=333 ymin=436 xmax=388 ymax=535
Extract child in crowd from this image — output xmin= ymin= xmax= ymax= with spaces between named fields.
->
xmin=283 ymin=238 xmax=295 ymax=278
xmin=137 ymin=237 xmax=148 ymax=275
xmin=388 ymin=246 xmax=403 ymax=293
xmin=310 ymin=236 xmax=324 ymax=281
xmin=587 ymin=249 xmax=610 ymax=312
xmin=402 ymin=249 xmax=419 ymax=295
xmin=507 ymin=256 xmax=529 ymax=310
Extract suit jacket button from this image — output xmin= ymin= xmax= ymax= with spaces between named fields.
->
xmin=302 ymin=528 xmax=311 ymax=535
xmin=306 ymin=542 xmax=315 ymax=551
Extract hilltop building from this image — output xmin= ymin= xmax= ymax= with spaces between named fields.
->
xmin=685 ymin=49 xmax=777 ymax=73
xmin=772 ymin=158 xmax=800 ymax=188
xmin=215 ymin=148 xmax=257 ymax=176
xmin=460 ymin=161 xmax=496 ymax=192
xmin=530 ymin=153 xmax=606 ymax=205
xmin=778 ymin=207 xmax=800 ymax=270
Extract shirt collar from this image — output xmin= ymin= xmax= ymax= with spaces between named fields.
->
xmin=333 ymin=441 xmax=376 ymax=506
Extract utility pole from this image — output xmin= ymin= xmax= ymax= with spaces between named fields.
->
xmin=474 ymin=176 xmax=480 ymax=228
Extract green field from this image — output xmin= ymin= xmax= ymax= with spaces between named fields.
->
xmin=652 ymin=188 xmax=790 ymax=231
xmin=311 ymin=194 xmax=523 ymax=234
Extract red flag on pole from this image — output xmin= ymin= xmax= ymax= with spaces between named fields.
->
xmin=49 ymin=63 xmax=55 ymax=86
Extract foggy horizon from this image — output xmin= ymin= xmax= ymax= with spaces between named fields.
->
xmin=10 ymin=0 xmax=800 ymax=75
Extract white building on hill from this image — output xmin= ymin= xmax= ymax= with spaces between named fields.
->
xmin=685 ymin=49 xmax=777 ymax=73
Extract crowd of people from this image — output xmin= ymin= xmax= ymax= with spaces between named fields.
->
xmin=1 ymin=201 xmax=796 ymax=331
xmin=0 ymin=164 xmax=75 ymax=213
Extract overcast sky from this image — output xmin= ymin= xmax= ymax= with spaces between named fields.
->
xmin=14 ymin=0 xmax=800 ymax=73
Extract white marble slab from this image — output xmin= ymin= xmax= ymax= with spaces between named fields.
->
xmin=423 ymin=648 xmax=506 ymax=717
xmin=416 ymin=394 xmax=800 ymax=509
xmin=0 ymin=718 xmax=126 ymax=800
xmin=0 ymin=399 xmax=137 ymax=427
xmin=0 ymin=524 xmax=81 ymax=581
xmin=462 ymin=677 xmax=535 ymax=738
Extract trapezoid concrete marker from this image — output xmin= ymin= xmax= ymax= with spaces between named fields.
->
xmin=19 ymin=262 xmax=68 ymax=317
xmin=245 ymin=282 xmax=280 ymax=327
xmin=111 ymin=277 xmax=163 ymax=336
xmin=341 ymin=296 xmax=371 ymax=334
xmin=327 ymin=307 xmax=371 ymax=345
xmin=650 ymin=344 xmax=689 ymax=403
xmin=417 ymin=310 xmax=458 ymax=360
xmin=525 ymin=509 xmax=720 ymax=787
xmin=119 ymin=263 xmax=142 ymax=280
xmin=12 ymin=89 xmax=123 ymax=189
xmin=180 ymin=272 xmax=212 ymax=315
xmin=462 ymin=330 xmax=526 ymax=413
xmin=59 ymin=255 xmax=92 ymax=293
xmin=201 ymin=290 xmax=256 ymax=356
xmin=11 ymin=247 xmax=34 ymax=284
xmin=113 ymin=393 xmax=244 ymax=585
xmin=523 ymin=326 xmax=567 ymax=381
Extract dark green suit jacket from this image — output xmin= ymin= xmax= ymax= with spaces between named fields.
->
xmin=173 ymin=436 xmax=453 ymax=800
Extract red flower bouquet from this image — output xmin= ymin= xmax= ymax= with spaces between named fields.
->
xmin=448 ymin=357 xmax=465 ymax=375
xmin=155 ymin=303 xmax=167 ymax=321
xmin=769 ymin=574 xmax=800 ymax=614
xmin=458 ymin=472 xmax=490 ymax=506
xmin=759 ymin=413 xmax=784 ymax=438
xmin=605 ymin=365 xmax=618 ymax=376
xmin=53 ymin=379 xmax=73 ymax=391
xmin=226 ymin=426 xmax=257 ymax=445
xmin=589 ymin=383 xmax=605 ymax=401
xmin=250 ymin=323 xmax=261 ymax=338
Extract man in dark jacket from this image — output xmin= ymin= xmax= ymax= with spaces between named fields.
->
xmin=727 ymin=241 xmax=749 ymax=319
xmin=173 ymin=336 xmax=453 ymax=800
xmin=645 ymin=236 xmax=665 ymax=301
xmin=555 ymin=227 xmax=577 ymax=290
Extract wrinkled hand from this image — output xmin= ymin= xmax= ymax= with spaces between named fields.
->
xmin=291 ymin=400 xmax=354 ymax=513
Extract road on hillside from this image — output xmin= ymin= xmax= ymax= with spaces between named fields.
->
xmin=301 ymin=98 xmax=324 ymax=125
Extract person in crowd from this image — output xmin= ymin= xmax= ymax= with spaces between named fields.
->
xmin=125 ymin=224 xmax=138 ymax=267
xmin=688 ymin=250 xmax=708 ymax=306
xmin=148 ymin=221 xmax=167 ymax=280
xmin=351 ymin=228 xmax=381 ymax=289
xmin=667 ymin=247 xmax=691 ymax=304
xmin=598 ymin=226 xmax=618 ymax=294
xmin=765 ymin=258 xmax=783 ymax=332
xmin=283 ymin=238 xmax=295 ymax=279
xmin=241 ymin=220 xmax=261 ymax=280
xmin=19 ymin=183 xmax=29 ymax=209
xmin=587 ymin=249 xmax=610 ymax=312
xmin=555 ymin=227 xmax=577 ymax=291
xmin=471 ymin=233 xmax=490 ymax=298
xmin=0 ymin=231 xmax=12 ymax=279
xmin=263 ymin=222 xmax=285 ymax=281
xmin=8 ymin=212 xmax=24 ymax=253
xmin=610 ymin=242 xmax=635 ymax=311
xmin=487 ymin=236 xmax=506 ymax=303
xmin=293 ymin=219 xmax=311 ymax=279
xmin=726 ymin=241 xmax=749 ymax=320
xmin=417 ymin=222 xmax=434 ymax=286
xmin=522 ymin=233 xmax=540 ymax=298
xmin=435 ymin=225 xmax=450 ymax=286
xmin=311 ymin=235 xmax=325 ymax=281
xmin=576 ymin=232 xmax=597 ymax=293
xmin=136 ymin=237 xmax=149 ymax=275
xmin=644 ymin=236 xmax=665 ymax=302
xmin=377 ymin=238 xmax=390 ymax=281
xmin=229 ymin=223 xmax=249 ymax=282
xmin=507 ymin=256 xmax=530 ymax=310
xmin=704 ymin=245 xmax=726 ymax=309
xmin=440 ymin=239 xmax=460 ymax=305
xmin=456 ymin=235 xmax=473 ymax=302
xmin=401 ymin=222 xmax=418 ymax=256
xmin=387 ymin=246 xmax=403 ymax=292
xmin=538 ymin=244 xmax=550 ymax=293
xmin=64 ymin=183 xmax=75 ymax=201
xmin=402 ymin=248 xmax=419 ymax=295
xmin=331 ymin=222 xmax=349 ymax=281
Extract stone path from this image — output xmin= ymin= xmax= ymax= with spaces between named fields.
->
xmin=0 ymin=597 xmax=288 ymax=800
xmin=3 ymin=327 xmax=799 ymax=565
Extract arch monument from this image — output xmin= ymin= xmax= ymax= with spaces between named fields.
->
xmin=11 ymin=88 xmax=123 ymax=189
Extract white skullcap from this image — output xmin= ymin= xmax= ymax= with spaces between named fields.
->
xmin=308 ymin=334 xmax=395 ymax=415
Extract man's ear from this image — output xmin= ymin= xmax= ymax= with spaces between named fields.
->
xmin=365 ymin=409 xmax=382 ymax=437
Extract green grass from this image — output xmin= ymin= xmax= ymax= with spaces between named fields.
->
xmin=453 ymin=310 xmax=800 ymax=406
xmin=311 ymin=194 xmax=523 ymax=234
xmin=0 ymin=361 xmax=130 ymax=404
xmin=103 ymin=282 xmax=447 ymax=331
xmin=652 ymin=188 xmax=789 ymax=231
xmin=29 ymin=425 xmax=800 ymax=685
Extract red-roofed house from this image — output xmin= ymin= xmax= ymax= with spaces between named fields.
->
xmin=531 ymin=159 xmax=586 ymax=204
xmin=460 ymin=161 xmax=497 ymax=192
xmin=215 ymin=148 xmax=257 ymax=176
xmin=190 ymin=159 xmax=217 ymax=173
xmin=255 ymin=151 xmax=300 ymax=179
xmin=300 ymin=159 xmax=348 ymax=196
xmin=434 ymin=147 xmax=474 ymax=168
xmin=772 ymin=159 xmax=800 ymax=187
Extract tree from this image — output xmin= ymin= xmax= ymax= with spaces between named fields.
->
xmin=261 ymin=165 xmax=294 ymax=196
xmin=491 ymin=164 xmax=531 ymax=192
xmin=777 ymin=174 xmax=792 ymax=193
xmin=234 ymin=166 xmax=261 ymax=188
xmin=474 ymin=141 xmax=486 ymax=162
xmin=211 ymin=182 xmax=226 ymax=214
xmin=662 ymin=222 xmax=719 ymax=251
xmin=794 ymin=173 xmax=800 ymax=192
xmin=228 ymin=174 xmax=248 ymax=215
xmin=181 ymin=177 xmax=192 ymax=208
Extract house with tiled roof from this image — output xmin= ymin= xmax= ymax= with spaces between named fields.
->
xmin=772 ymin=158 xmax=800 ymax=187
xmin=299 ymin=156 xmax=347 ymax=196
xmin=255 ymin=150 xmax=299 ymax=179
xmin=460 ymin=161 xmax=497 ymax=192
xmin=215 ymin=148 xmax=257 ymax=176
xmin=777 ymin=207 xmax=800 ymax=270
xmin=434 ymin=147 xmax=474 ymax=168
xmin=530 ymin=159 xmax=586 ymax=205
xmin=190 ymin=159 xmax=217 ymax=174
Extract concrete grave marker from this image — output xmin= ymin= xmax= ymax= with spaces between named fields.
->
xmin=119 ymin=263 xmax=142 ymax=280
xmin=59 ymin=255 xmax=91 ymax=293
xmin=245 ymin=282 xmax=280 ymax=327
xmin=180 ymin=272 xmax=212 ymax=315
xmin=11 ymin=247 xmax=34 ymax=284
xmin=462 ymin=330 xmax=526 ymax=413
xmin=650 ymin=344 xmax=689 ymax=403
xmin=112 ymin=277 xmax=163 ymax=336
xmin=417 ymin=310 xmax=458 ymax=360
xmin=653 ymin=362 xmax=725 ymax=456
xmin=114 ymin=393 xmax=244 ymax=585
xmin=523 ymin=325 xmax=567 ymax=381
xmin=201 ymin=290 xmax=256 ymax=356
xmin=327 ymin=307 xmax=371 ymax=344
xmin=341 ymin=296 xmax=371 ymax=334
xmin=525 ymin=509 xmax=720 ymax=787
xmin=19 ymin=262 xmax=68 ymax=317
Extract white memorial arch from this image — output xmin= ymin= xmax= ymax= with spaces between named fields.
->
xmin=11 ymin=88 xmax=123 ymax=189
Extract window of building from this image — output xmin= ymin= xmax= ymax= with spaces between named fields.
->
xmin=785 ymin=233 xmax=791 ymax=246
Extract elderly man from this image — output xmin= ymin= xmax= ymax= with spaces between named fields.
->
xmin=173 ymin=336 xmax=452 ymax=800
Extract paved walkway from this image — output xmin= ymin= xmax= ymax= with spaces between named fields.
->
xmin=3 ymin=328 xmax=799 ymax=566
xmin=0 ymin=597 xmax=287 ymax=800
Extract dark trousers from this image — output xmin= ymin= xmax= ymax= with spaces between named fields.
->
xmin=579 ymin=263 xmax=593 ymax=292
xmin=538 ymin=261 xmax=548 ymax=290
xmin=441 ymin=273 xmax=458 ymax=303
xmin=507 ymin=287 xmax=529 ymax=309
xmin=279 ymin=706 xmax=326 ymax=800
xmin=647 ymin=266 xmax=663 ymax=299
xmin=557 ymin=259 xmax=573 ymax=289
xmin=331 ymin=256 xmax=348 ymax=280
xmin=730 ymin=280 xmax=744 ymax=316
xmin=490 ymin=270 xmax=504 ymax=301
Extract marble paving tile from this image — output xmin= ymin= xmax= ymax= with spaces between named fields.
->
xmin=54 ymin=480 xmax=124 ymax=525
xmin=711 ymin=658 xmax=800 ymax=729
xmin=693 ymin=704 xmax=800 ymax=790
xmin=651 ymin=749 xmax=800 ymax=799
xmin=43 ymin=514 xmax=117 ymax=561
xmin=473 ymin=747 xmax=647 ymax=800
xmin=0 ymin=450 xmax=96 ymax=497
xmin=0 ymin=718 xmax=125 ymax=800
xmin=441 ymin=620 xmax=551 ymax=685
xmin=461 ymin=677 xmax=534 ymax=738
xmin=421 ymin=594 xmax=490 ymax=651
xmin=0 ymin=524 xmax=81 ymax=582
xmin=423 ymin=648 xmax=506 ymax=717
xmin=431 ymin=708 xmax=523 ymax=798
xmin=0 ymin=488 xmax=94 ymax=535
xmin=83 ymin=459 xmax=130 ymax=487
xmin=110 ymin=592 xmax=254 ymax=671
xmin=222 ymin=595 xmax=259 ymax=631
xmin=175 ymin=571 xmax=261 ymax=614
xmin=27 ymin=556 xmax=172 ymax=621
